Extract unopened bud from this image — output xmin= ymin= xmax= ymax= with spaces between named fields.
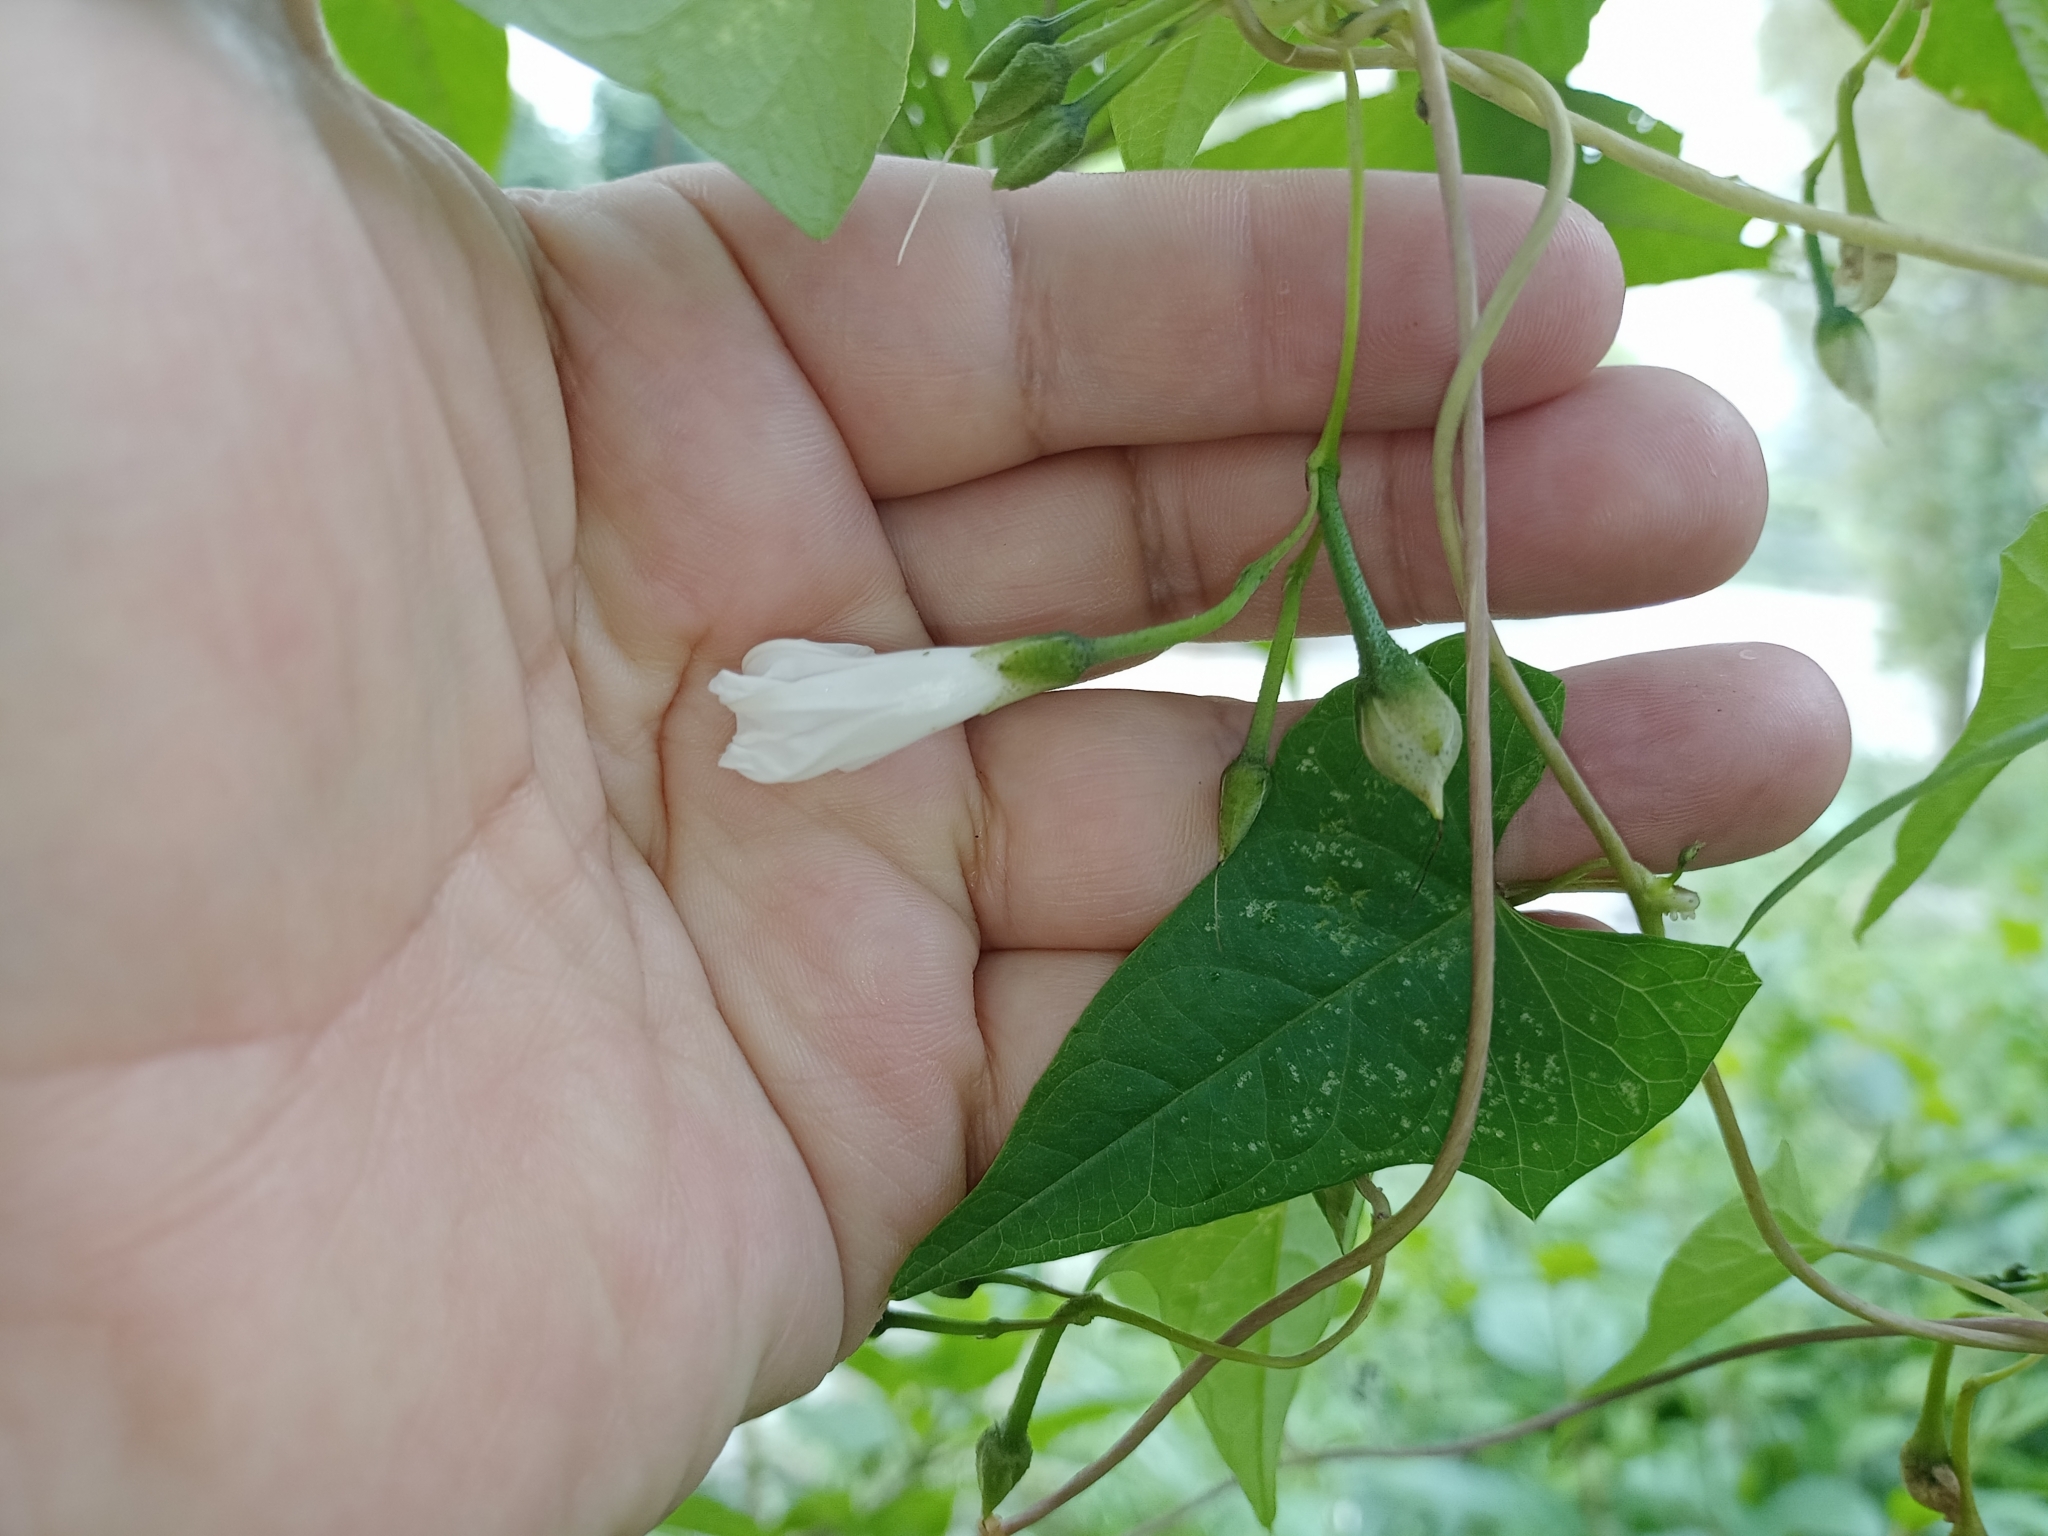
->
xmin=1814 ymin=305 xmax=1879 ymax=417
xmin=1313 ymin=1180 xmax=1359 ymax=1246
xmin=992 ymin=103 xmax=1090 ymax=190
xmin=1218 ymin=758 xmax=1270 ymax=859
xmin=976 ymin=1424 xmax=1033 ymax=1516
xmin=961 ymin=43 xmax=1072 ymax=142
xmin=1834 ymin=245 xmax=1897 ymax=313
xmin=1357 ymin=665 xmax=1462 ymax=820
xmin=966 ymin=15 xmax=1063 ymax=80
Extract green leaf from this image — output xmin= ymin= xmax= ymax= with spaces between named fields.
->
xmin=888 ymin=0 xmax=1038 ymax=161
xmin=1830 ymin=0 xmax=2048 ymax=153
xmin=1093 ymin=1198 xmax=1340 ymax=1525
xmin=657 ymin=1495 xmax=764 ymax=1536
xmin=1200 ymin=83 xmax=1770 ymax=286
xmin=462 ymin=0 xmax=916 ymax=236
xmin=1861 ymin=506 xmax=2048 ymax=931
xmin=1592 ymin=1144 xmax=1829 ymax=1391
xmin=892 ymin=641 xmax=1759 ymax=1297
xmin=324 ymin=0 xmax=513 ymax=169
xmin=1437 ymin=0 xmax=1605 ymax=80
xmin=1197 ymin=87 xmax=1434 ymax=173
xmin=861 ymin=1487 xmax=955 ymax=1536
xmin=1734 ymin=707 xmax=2048 ymax=948
xmin=1110 ymin=12 xmax=1267 ymax=170
xmin=846 ymin=1325 xmax=1029 ymax=1396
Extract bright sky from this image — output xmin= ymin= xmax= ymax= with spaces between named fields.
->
xmin=507 ymin=27 xmax=599 ymax=135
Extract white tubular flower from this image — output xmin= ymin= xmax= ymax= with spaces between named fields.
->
xmin=708 ymin=634 xmax=1087 ymax=784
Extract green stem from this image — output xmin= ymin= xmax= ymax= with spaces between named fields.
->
xmin=1305 ymin=60 xmax=1404 ymax=687
xmin=883 ymin=1279 xmax=1375 ymax=1372
xmin=1832 ymin=1241 xmax=2048 ymax=1323
xmin=1060 ymin=0 xmax=1209 ymax=65
xmin=1001 ymin=1303 xmax=1080 ymax=1444
xmin=1952 ymin=1353 xmax=2039 ymax=1534
xmin=1243 ymin=531 xmax=1322 ymax=763
xmin=1902 ymin=1338 xmax=1955 ymax=1478
xmin=1082 ymin=504 xmax=1317 ymax=664
xmin=875 ymin=1309 xmax=1064 ymax=1339
xmin=1836 ymin=0 xmax=1913 ymax=218
xmin=1802 ymin=140 xmax=1841 ymax=312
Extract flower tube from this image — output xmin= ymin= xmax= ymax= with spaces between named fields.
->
xmin=709 ymin=635 xmax=1087 ymax=784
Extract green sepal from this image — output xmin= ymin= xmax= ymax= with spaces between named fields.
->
xmin=975 ymin=1423 xmax=1034 ymax=1516
xmin=987 ymin=632 xmax=1090 ymax=695
xmin=961 ymin=42 xmax=1073 ymax=142
xmin=966 ymin=15 xmax=1065 ymax=81
xmin=1218 ymin=758 xmax=1272 ymax=859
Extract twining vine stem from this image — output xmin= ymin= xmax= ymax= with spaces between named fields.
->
xmin=1223 ymin=0 xmax=2048 ymax=287
xmin=1122 ymin=1323 xmax=1899 ymax=1536
xmin=1702 ymin=1065 xmax=2048 ymax=1354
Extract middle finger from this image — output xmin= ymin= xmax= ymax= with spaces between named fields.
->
xmin=881 ymin=366 xmax=1764 ymax=646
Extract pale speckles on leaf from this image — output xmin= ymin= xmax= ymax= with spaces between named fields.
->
xmin=891 ymin=643 xmax=1759 ymax=1298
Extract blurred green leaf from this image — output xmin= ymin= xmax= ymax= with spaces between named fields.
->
xmin=1026 ymin=1395 xmax=1152 ymax=1444
xmin=894 ymin=642 xmax=1758 ymax=1297
xmin=1862 ymin=506 xmax=2048 ymax=930
xmin=847 ymin=1326 xmax=1029 ymax=1396
xmin=460 ymin=0 xmax=915 ymax=236
xmin=657 ymin=1494 xmax=764 ymax=1536
xmin=1830 ymin=0 xmax=2048 ymax=152
xmin=861 ymin=1486 xmax=955 ymax=1536
xmin=1201 ymin=82 xmax=1770 ymax=285
xmin=1094 ymin=1198 xmax=1340 ymax=1526
xmin=1592 ymin=1143 xmax=1829 ymax=1391
xmin=1536 ymin=1239 xmax=1601 ymax=1285
xmin=324 ymin=0 xmax=512 ymax=169
xmin=1110 ymin=11 xmax=1266 ymax=169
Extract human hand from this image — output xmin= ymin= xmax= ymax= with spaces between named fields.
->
xmin=0 ymin=4 xmax=1846 ymax=1532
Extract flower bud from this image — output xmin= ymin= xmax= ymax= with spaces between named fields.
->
xmin=1814 ymin=304 xmax=1879 ymax=417
xmin=961 ymin=42 xmax=1072 ymax=142
xmin=1218 ymin=758 xmax=1271 ymax=859
xmin=1356 ymin=664 xmax=1462 ymax=820
xmin=992 ymin=103 xmax=1090 ymax=190
xmin=966 ymin=15 xmax=1064 ymax=80
xmin=1834 ymin=244 xmax=1897 ymax=313
xmin=976 ymin=1424 xmax=1033 ymax=1516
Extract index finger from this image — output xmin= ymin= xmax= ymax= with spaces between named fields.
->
xmin=670 ymin=157 xmax=1623 ymax=501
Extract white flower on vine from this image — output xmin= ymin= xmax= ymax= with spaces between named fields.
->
xmin=709 ymin=635 xmax=1086 ymax=784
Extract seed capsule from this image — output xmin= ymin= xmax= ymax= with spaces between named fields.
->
xmin=1356 ymin=664 xmax=1462 ymax=820
xmin=1814 ymin=304 xmax=1879 ymax=417
xmin=1833 ymin=244 xmax=1898 ymax=313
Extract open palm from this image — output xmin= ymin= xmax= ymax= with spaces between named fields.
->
xmin=0 ymin=5 xmax=1849 ymax=1534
